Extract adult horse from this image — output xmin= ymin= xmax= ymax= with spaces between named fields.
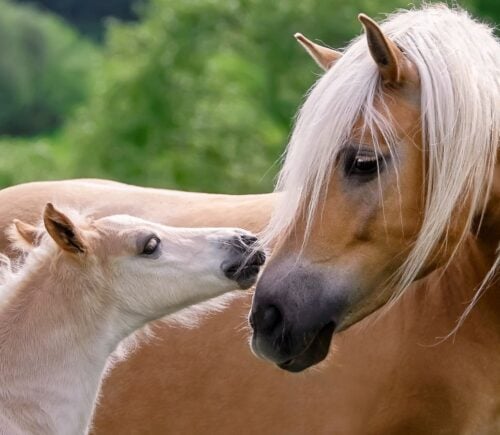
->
xmin=250 ymin=4 xmax=499 ymax=432
xmin=0 ymin=5 xmax=498 ymax=434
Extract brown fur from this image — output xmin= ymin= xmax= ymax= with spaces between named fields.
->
xmin=0 ymin=178 xmax=497 ymax=433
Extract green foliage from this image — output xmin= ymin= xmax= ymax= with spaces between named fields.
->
xmin=65 ymin=0 xmax=412 ymax=193
xmin=0 ymin=134 xmax=69 ymax=186
xmin=0 ymin=0 xmax=497 ymax=192
xmin=463 ymin=0 xmax=500 ymax=29
xmin=0 ymin=0 xmax=99 ymax=135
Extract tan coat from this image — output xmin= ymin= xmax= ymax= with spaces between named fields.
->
xmin=0 ymin=178 xmax=497 ymax=434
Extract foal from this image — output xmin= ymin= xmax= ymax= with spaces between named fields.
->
xmin=0 ymin=203 xmax=265 ymax=435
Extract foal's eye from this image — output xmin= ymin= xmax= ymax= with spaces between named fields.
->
xmin=344 ymin=149 xmax=385 ymax=180
xmin=142 ymin=236 xmax=161 ymax=256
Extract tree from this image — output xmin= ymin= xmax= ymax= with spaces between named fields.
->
xmin=0 ymin=0 xmax=99 ymax=135
xmin=65 ymin=0 xmax=411 ymax=193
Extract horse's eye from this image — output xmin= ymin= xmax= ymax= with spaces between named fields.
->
xmin=142 ymin=236 xmax=161 ymax=256
xmin=352 ymin=156 xmax=379 ymax=174
xmin=344 ymin=149 xmax=384 ymax=180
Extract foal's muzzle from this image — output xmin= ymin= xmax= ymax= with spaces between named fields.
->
xmin=221 ymin=234 xmax=266 ymax=289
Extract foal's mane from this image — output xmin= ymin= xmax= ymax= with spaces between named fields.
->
xmin=264 ymin=5 xmax=499 ymax=295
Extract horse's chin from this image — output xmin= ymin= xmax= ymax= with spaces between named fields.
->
xmin=277 ymin=322 xmax=336 ymax=373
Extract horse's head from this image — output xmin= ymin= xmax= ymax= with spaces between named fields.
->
xmin=250 ymin=8 xmax=499 ymax=371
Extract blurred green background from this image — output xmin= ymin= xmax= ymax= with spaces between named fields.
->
xmin=0 ymin=0 xmax=498 ymax=193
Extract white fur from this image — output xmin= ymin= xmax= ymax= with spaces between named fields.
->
xmin=0 ymin=213 xmax=253 ymax=434
xmin=264 ymin=5 xmax=499 ymax=296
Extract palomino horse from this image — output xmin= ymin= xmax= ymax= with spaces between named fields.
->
xmin=250 ymin=3 xmax=499 ymax=431
xmin=0 ymin=203 xmax=264 ymax=434
xmin=0 ymin=5 xmax=497 ymax=434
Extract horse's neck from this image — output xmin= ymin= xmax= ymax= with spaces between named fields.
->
xmin=410 ymin=234 xmax=499 ymax=342
xmin=411 ymin=156 xmax=500 ymax=336
xmin=481 ymin=160 xmax=500 ymax=253
xmin=0 ymin=260 xmax=123 ymax=435
xmin=462 ymin=160 xmax=500 ymax=329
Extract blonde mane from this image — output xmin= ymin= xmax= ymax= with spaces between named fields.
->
xmin=264 ymin=5 xmax=499 ymax=297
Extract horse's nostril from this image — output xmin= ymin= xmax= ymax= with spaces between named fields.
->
xmin=255 ymin=304 xmax=282 ymax=334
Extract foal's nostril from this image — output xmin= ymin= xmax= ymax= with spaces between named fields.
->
xmin=239 ymin=234 xmax=258 ymax=248
xmin=221 ymin=234 xmax=265 ymax=289
xmin=254 ymin=304 xmax=282 ymax=334
xmin=249 ymin=249 xmax=266 ymax=266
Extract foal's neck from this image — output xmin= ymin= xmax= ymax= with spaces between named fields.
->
xmin=0 ymin=254 xmax=124 ymax=435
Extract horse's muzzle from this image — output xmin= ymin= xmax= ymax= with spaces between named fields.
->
xmin=249 ymin=260 xmax=346 ymax=372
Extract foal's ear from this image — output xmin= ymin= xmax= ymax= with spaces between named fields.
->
xmin=294 ymin=33 xmax=342 ymax=71
xmin=358 ymin=13 xmax=416 ymax=86
xmin=13 ymin=220 xmax=40 ymax=247
xmin=43 ymin=203 xmax=87 ymax=254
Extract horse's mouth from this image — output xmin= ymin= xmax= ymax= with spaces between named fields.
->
xmin=277 ymin=322 xmax=336 ymax=372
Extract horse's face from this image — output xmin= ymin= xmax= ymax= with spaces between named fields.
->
xmin=251 ymin=15 xmax=442 ymax=372
xmin=251 ymin=96 xmax=423 ymax=371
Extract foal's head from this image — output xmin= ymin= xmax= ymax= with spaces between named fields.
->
xmin=12 ymin=203 xmax=265 ymax=323
xmin=250 ymin=7 xmax=499 ymax=371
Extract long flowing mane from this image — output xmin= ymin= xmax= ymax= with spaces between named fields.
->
xmin=265 ymin=5 xmax=499 ymax=296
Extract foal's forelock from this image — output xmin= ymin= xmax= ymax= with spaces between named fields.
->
xmin=264 ymin=6 xmax=499 ymax=295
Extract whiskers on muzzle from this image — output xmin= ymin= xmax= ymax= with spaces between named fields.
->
xmin=221 ymin=234 xmax=267 ymax=289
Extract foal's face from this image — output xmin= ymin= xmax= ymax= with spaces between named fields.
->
xmin=93 ymin=215 xmax=265 ymax=321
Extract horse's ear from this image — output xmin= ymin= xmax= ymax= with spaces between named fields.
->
xmin=358 ymin=13 xmax=413 ymax=85
xmin=13 ymin=220 xmax=40 ymax=247
xmin=43 ymin=203 xmax=87 ymax=254
xmin=294 ymin=33 xmax=342 ymax=71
